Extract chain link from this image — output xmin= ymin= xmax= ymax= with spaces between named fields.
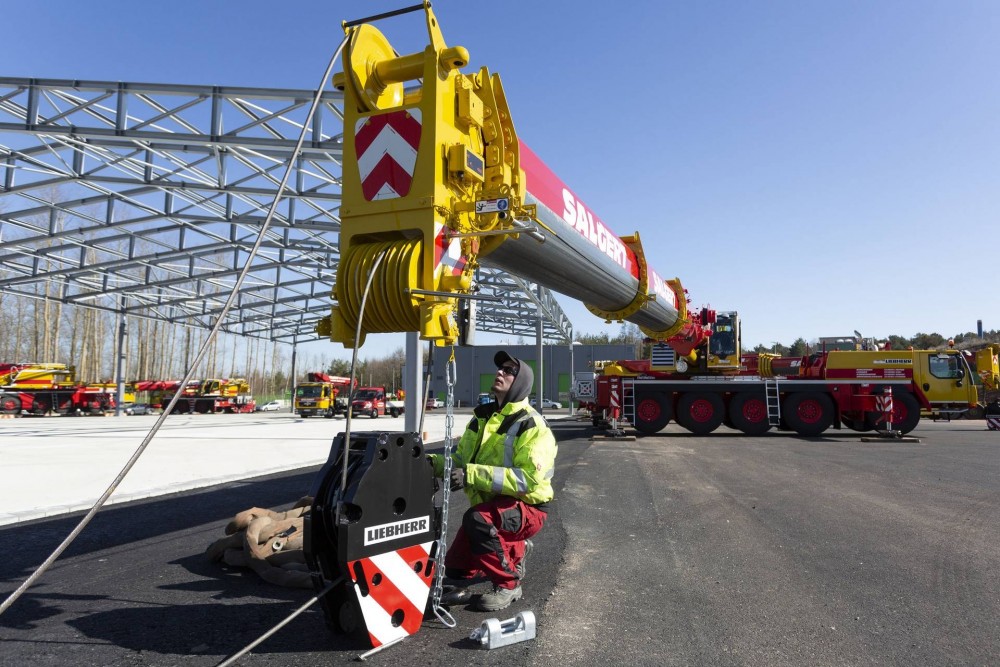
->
xmin=430 ymin=347 xmax=459 ymax=627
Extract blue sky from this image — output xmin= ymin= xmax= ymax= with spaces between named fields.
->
xmin=6 ymin=1 xmax=999 ymax=361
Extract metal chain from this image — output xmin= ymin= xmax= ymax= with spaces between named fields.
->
xmin=430 ymin=347 xmax=458 ymax=627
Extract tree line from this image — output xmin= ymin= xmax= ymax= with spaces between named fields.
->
xmin=748 ymin=330 xmax=1000 ymax=357
xmin=0 ymin=287 xmax=417 ymax=400
xmin=573 ymin=322 xmax=1000 ymax=359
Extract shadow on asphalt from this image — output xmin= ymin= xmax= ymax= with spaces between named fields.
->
xmin=0 ymin=468 xmax=321 ymax=582
xmin=0 ymin=464 xmax=371 ymax=657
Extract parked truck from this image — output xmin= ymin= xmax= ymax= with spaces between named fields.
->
xmin=295 ymin=372 xmax=354 ymax=418
xmin=0 ymin=362 xmax=115 ymax=416
xmin=134 ymin=380 xmax=191 ymax=411
xmin=577 ymin=315 xmax=990 ymax=437
xmin=349 ymin=386 xmax=405 ymax=418
xmin=166 ymin=377 xmax=256 ymax=414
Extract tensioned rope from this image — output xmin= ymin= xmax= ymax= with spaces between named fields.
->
xmin=0 ymin=33 xmax=350 ymax=620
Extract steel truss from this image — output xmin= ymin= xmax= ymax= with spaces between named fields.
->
xmin=0 ymin=77 xmax=573 ymax=346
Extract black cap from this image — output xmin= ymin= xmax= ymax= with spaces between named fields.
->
xmin=494 ymin=350 xmax=515 ymax=367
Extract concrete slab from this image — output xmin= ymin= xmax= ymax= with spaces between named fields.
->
xmin=0 ymin=411 xmax=448 ymax=526
xmin=0 ymin=408 xmax=578 ymax=526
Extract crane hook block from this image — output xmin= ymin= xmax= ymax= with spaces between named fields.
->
xmin=325 ymin=3 xmax=531 ymax=348
xmin=304 ymin=431 xmax=442 ymax=649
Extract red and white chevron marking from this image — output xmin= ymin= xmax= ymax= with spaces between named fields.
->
xmin=609 ymin=378 xmax=620 ymax=419
xmin=434 ymin=224 xmax=467 ymax=278
xmin=355 ymin=109 xmax=422 ymax=201
xmin=348 ymin=541 xmax=435 ymax=647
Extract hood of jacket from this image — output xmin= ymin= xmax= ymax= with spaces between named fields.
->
xmin=494 ymin=351 xmax=534 ymax=408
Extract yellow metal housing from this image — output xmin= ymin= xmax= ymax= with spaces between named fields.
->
xmin=320 ymin=3 xmax=532 ymax=348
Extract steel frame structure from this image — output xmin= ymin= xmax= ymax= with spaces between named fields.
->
xmin=0 ymin=77 xmax=573 ymax=346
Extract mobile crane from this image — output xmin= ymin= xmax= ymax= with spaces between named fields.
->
xmin=0 ymin=362 xmax=114 ymax=416
xmin=304 ymin=3 xmax=743 ymax=649
xmin=576 ymin=322 xmax=992 ymax=437
xmin=136 ymin=378 xmax=255 ymax=414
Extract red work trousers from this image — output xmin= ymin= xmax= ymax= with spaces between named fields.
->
xmin=445 ymin=495 xmax=547 ymax=590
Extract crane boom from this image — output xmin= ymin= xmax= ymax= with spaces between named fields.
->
xmin=319 ymin=3 xmax=711 ymax=360
xmin=484 ymin=142 xmax=706 ymax=348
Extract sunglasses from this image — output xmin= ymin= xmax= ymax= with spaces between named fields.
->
xmin=497 ymin=365 xmax=518 ymax=377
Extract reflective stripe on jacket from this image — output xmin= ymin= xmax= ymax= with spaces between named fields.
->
xmin=429 ymin=398 xmax=557 ymax=506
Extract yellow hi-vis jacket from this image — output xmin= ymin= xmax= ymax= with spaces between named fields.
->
xmin=429 ymin=398 xmax=557 ymax=507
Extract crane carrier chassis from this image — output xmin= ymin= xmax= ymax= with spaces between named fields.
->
xmin=581 ymin=345 xmax=989 ymax=437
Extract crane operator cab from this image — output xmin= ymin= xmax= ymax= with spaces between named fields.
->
xmin=706 ymin=311 xmax=741 ymax=372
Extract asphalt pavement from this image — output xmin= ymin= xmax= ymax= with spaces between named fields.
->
xmin=1 ymin=417 xmax=998 ymax=666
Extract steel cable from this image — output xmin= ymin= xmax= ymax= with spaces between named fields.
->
xmin=0 ymin=33 xmax=349 ymax=619
xmin=339 ymin=245 xmax=389 ymax=504
xmin=336 ymin=239 xmax=423 ymax=335
xmin=214 ymin=579 xmax=341 ymax=667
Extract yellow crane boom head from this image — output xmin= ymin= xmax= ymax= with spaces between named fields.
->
xmin=317 ymin=2 xmax=532 ymax=348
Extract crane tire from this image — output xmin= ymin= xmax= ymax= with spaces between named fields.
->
xmin=1 ymin=395 xmax=19 ymax=414
xmin=729 ymin=393 xmax=772 ymax=435
xmin=676 ymin=392 xmax=725 ymax=435
xmin=840 ymin=415 xmax=873 ymax=432
xmin=886 ymin=390 xmax=921 ymax=434
xmin=783 ymin=392 xmax=834 ymax=437
xmin=964 ymin=405 xmax=984 ymax=420
xmin=632 ymin=392 xmax=671 ymax=435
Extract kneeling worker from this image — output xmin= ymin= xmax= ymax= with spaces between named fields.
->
xmin=428 ymin=351 xmax=558 ymax=611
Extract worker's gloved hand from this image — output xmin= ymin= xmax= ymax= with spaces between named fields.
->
xmin=449 ymin=467 xmax=466 ymax=491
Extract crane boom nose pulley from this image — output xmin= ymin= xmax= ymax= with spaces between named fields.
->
xmin=318 ymin=2 xmax=534 ymax=348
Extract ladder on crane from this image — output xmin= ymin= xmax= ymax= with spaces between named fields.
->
xmin=622 ymin=377 xmax=635 ymax=427
xmin=765 ymin=379 xmax=781 ymax=427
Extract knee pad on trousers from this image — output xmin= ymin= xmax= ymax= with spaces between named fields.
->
xmin=463 ymin=507 xmax=499 ymax=555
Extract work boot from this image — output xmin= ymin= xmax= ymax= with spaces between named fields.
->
xmin=437 ymin=585 xmax=474 ymax=607
xmin=476 ymin=584 xmax=522 ymax=612
xmin=516 ymin=539 xmax=534 ymax=580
